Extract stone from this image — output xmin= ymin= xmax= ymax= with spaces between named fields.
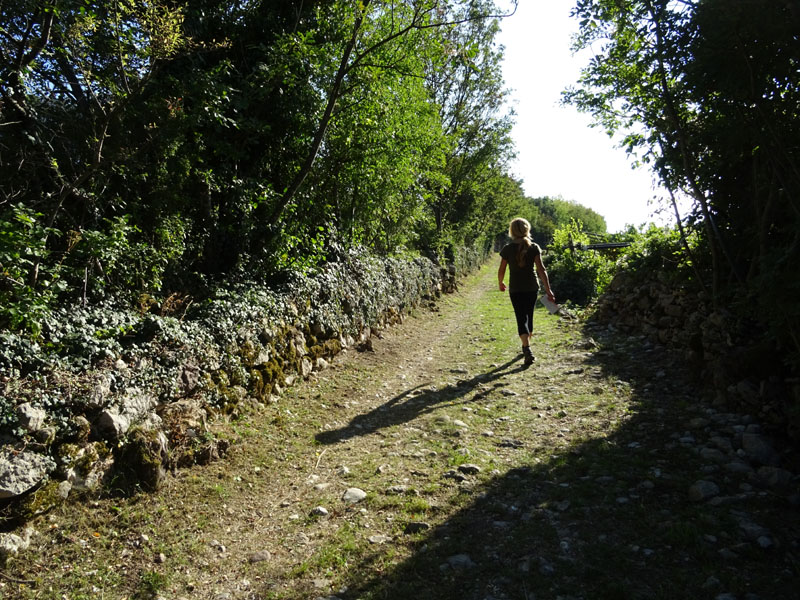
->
xmin=96 ymin=409 xmax=132 ymax=439
xmin=57 ymin=480 xmax=72 ymax=499
xmin=33 ymin=427 xmax=55 ymax=444
xmin=756 ymin=466 xmax=793 ymax=489
xmin=0 ymin=449 xmax=56 ymax=498
xmin=738 ymin=520 xmax=769 ymax=541
xmin=88 ymin=375 xmax=112 ymax=409
xmin=724 ymin=461 xmax=754 ymax=476
xmin=177 ymin=363 xmax=201 ymax=395
xmin=688 ymin=480 xmax=720 ymax=502
xmin=311 ymin=506 xmax=329 ymax=517
xmin=741 ymin=433 xmax=779 ymax=466
xmin=457 ymin=464 xmax=481 ymax=475
xmin=71 ymin=415 xmax=92 ymax=443
xmin=95 ymin=388 xmax=158 ymax=440
xmin=301 ymin=357 xmax=314 ymax=378
xmin=443 ymin=470 xmax=468 ymax=482
xmin=756 ymin=536 xmax=773 ymax=549
xmin=446 ymin=554 xmax=476 ymax=569
xmin=342 ymin=488 xmax=367 ymax=503
xmin=404 ymin=522 xmax=430 ymax=534
xmin=368 ymin=535 xmax=392 ymax=544
xmin=62 ymin=441 xmax=114 ymax=492
xmin=248 ymin=550 xmax=272 ymax=563
xmin=0 ymin=528 xmax=35 ymax=557
xmin=700 ymin=448 xmax=728 ymax=463
xmin=16 ymin=403 xmax=47 ymax=431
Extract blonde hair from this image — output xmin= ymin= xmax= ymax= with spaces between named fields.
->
xmin=508 ymin=218 xmax=533 ymax=267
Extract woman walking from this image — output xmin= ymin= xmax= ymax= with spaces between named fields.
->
xmin=498 ymin=218 xmax=556 ymax=365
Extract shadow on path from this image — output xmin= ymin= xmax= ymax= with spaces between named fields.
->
xmin=327 ymin=327 xmax=800 ymax=600
xmin=315 ymin=357 xmax=529 ymax=445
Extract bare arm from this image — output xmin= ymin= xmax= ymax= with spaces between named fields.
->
xmin=534 ymin=254 xmax=555 ymax=302
xmin=498 ymin=258 xmax=508 ymax=292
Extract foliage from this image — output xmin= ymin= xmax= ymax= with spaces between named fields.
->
xmin=1 ymin=1 xmax=519 ymax=338
xmin=529 ymin=196 xmax=607 ymax=246
xmin=616 ymin=224 xmax=699 ymax=282
xmin=0 ymin=205 xmax=68 ymax=336
xmin=545 ymin=220 xmax=614 ymax=306
xmin=564 ymin=0 xmax=800 ymax=371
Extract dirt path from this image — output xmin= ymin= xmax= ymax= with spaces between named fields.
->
xmin=5 ymin=264 xmax=799 ymax=600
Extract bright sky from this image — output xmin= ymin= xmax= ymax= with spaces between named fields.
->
xmin=497 ymin=2 xmax=665 ymax=233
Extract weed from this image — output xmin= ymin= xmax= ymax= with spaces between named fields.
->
xmin=134 ymin=570 xmax=169 ymax=599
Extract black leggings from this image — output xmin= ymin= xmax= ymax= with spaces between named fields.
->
xmin=509 ymin=291 xmax=537 ymax=336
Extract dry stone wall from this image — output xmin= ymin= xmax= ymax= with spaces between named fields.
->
xmin=0 ymin=247 xmax=486 ymax=528
xmin=592 ymin=270 xmax=799 ymax=442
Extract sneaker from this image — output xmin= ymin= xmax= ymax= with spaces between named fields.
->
xmin=522 ymin=345 xmax=534 ymax=365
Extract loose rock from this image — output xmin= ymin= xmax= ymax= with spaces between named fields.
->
xmin=248 ymin=550 xmax=272 ymax=563
xmin=0 ymin=449 xmax=56 ymax=498
xmin=404 ymin=522 xmax=430 ymax=534
xmin=342 ymin=488 xmax=367 ymax=503
xmin=689 ymin=480 xmax=720 ymax=502
xmin=446 ymin=554 xmax=476 ymax=569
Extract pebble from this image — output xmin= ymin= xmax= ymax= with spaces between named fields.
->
xmin=310 ymin=506 xmax=329 ymax=516
xmin=368 ymin=535 xmax=392 ymax=544
xmin=756 ymin=536 xmax=773 ymax=549
xmin=443 ymin=470 xmax=468 ymax=482
xmin=457 ymin=464 xmax=481 ymax=475
xmin=446 ymin=554 xmax=476 ymax=569
xmin=248 ymin=550 xmax=272 ymax=563
xmin=342 ymin=488 xmax=367 ymax=503
xmin=404 ymin=522 xmax=430 ymax=534
xmin=688 ymin=480 xmax=720 ymax=502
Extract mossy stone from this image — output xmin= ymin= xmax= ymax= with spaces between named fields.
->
xmin=113 ymin=428 xmax=168 ymax=493
xmin=323 ymin=339 xmax=342 ymax=357
xmin=18 ymin=479 xmax=63 ymax=519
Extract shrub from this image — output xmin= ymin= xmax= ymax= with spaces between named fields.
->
xmin=544 ymin=220 xmax=614 ymax=305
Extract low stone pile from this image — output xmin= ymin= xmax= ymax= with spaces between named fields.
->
xmin=592 ymin=270 xmax=799 ymax=441
xmin=0 ymin=247 xmax=486 ymax=527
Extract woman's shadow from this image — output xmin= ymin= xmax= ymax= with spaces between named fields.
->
xmin=315 ymin=356 xmax=529 ymax=445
